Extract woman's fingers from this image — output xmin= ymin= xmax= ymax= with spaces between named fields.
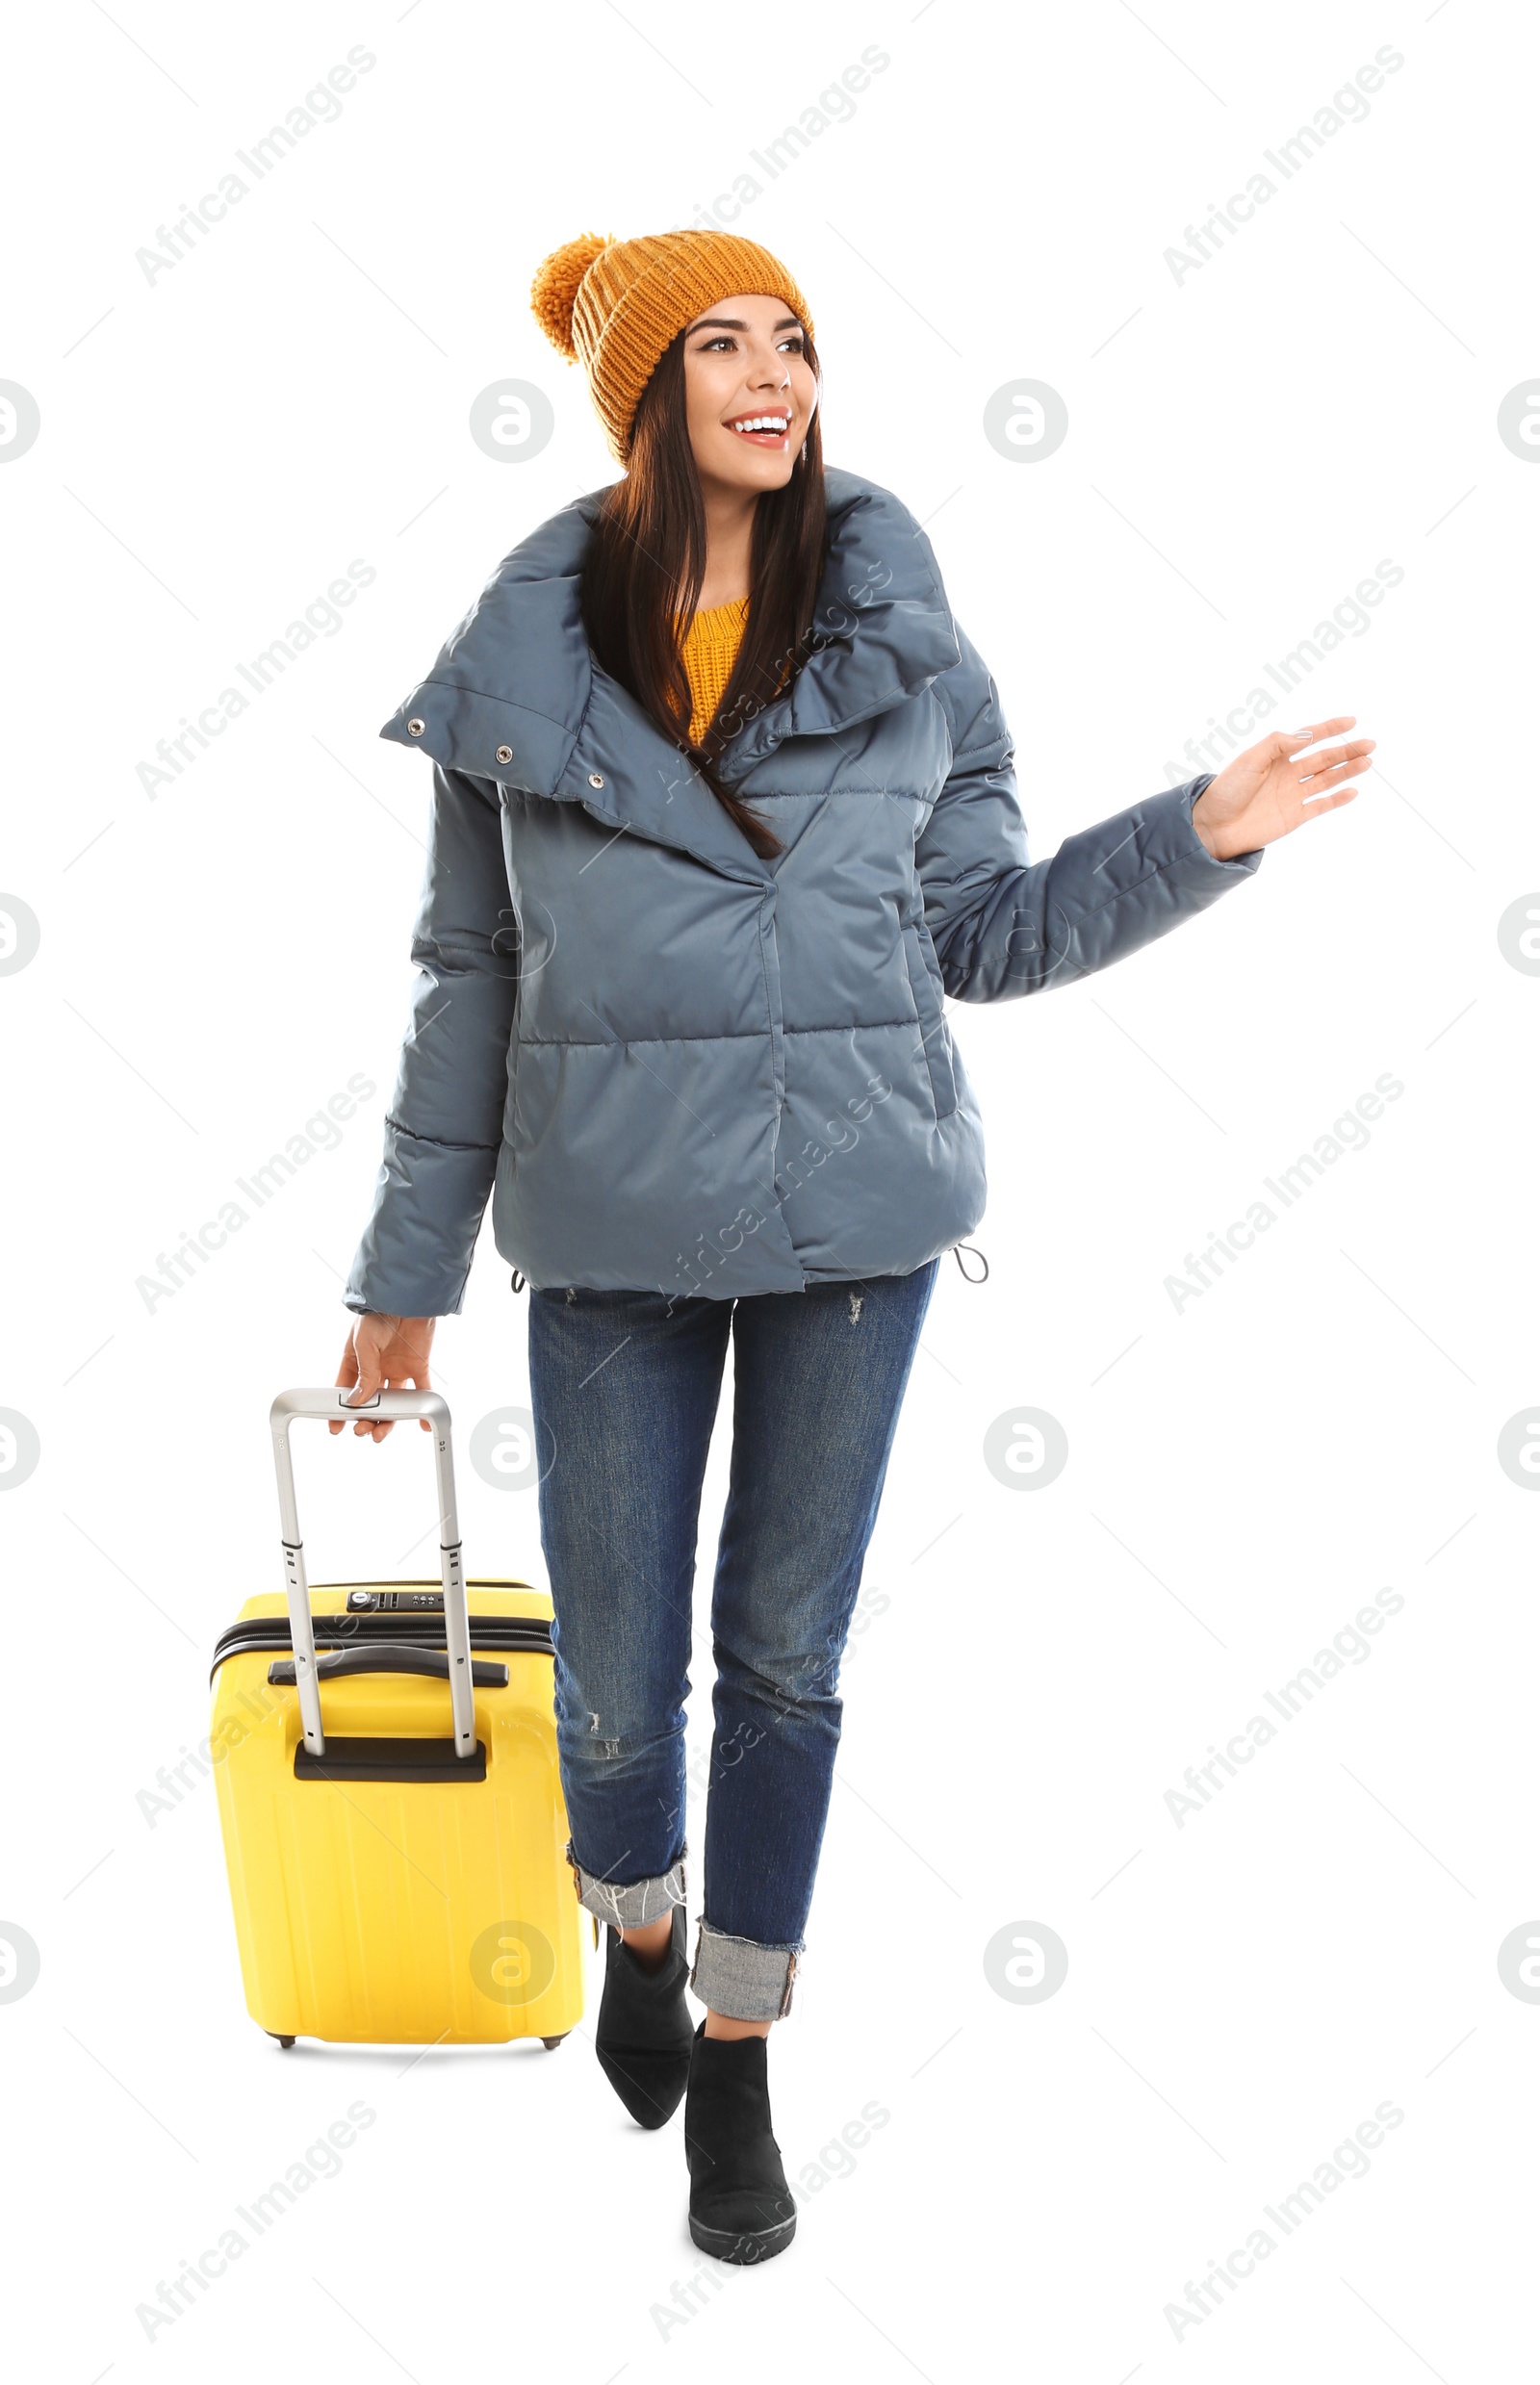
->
xmin=1296 ymin=743 xmax=1374 ymax=806
xmin=1299 ymin=750 xmax=1375 ymax=803
xmin=1287 ymin=715 xmax=1358 ymax=754
xmin=329 ymin=1320 xmax=436 ymax=1441
xmin=348 ymin=1340 xmax=391 ymax=1439
xmin=1297 ymin=732 xmax=1373 ymax=776
xmin=336 ymin=1321 xmax=391 ymax=1439
xmin=1299 ymin=782 xmax=1361 ymax=819
xmin=1290 ymin=764 xmax=1373 ymax=827
xmin=354 ymin=1350 xmax=435 ymax=1439
xmin=330 ymin=1335 xmax=362 ymax=1435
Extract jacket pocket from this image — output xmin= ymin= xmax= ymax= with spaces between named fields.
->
xmin=902 ymin=924 xmax=959 ymax=1121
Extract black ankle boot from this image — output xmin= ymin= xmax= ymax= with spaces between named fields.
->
xmin=684 ymin=2021 xmax=797 ymax=2263
xmin=594 ymin=1904 xmax=694 ymax=2129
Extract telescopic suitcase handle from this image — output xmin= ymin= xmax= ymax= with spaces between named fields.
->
xmin=269 ymin=1388 xmax=475 ymax=1764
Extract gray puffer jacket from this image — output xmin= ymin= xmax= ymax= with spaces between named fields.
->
xmin=345 ymin=468 xmax=1259 ymax=1313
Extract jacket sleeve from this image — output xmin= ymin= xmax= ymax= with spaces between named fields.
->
xmin=345 ymin=764 xmax=519 ymax=1317
xmin=917 ymin=625 xmax=1263 ymax=1004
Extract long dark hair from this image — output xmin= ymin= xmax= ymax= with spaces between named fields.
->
xmin=578 ymin=327 xmax=830 ymax=859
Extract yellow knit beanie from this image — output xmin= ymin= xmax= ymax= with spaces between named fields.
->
xmin=530 ymin=229 xmax=816 ymax=464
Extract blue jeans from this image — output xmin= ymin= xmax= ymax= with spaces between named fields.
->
xmin=526 ymin=1264 xmax=938 ymax=2021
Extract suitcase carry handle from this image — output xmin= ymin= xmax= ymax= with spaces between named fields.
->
xmin=269 ymin=1389 xmax=475 ymax=1764
xmin=266 ymin=1647 xmax=510 ymax=1688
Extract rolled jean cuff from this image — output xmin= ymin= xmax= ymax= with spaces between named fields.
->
xmin=690 ymin=1920 xmax=802 ymax=2022
xmin=565 ymin=1841 xmax=685 ymax=1929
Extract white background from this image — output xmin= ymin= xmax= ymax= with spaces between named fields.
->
xmin=3 ymin=1 xmax=1535 ymax=2377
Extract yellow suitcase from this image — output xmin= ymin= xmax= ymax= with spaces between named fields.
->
xmin=210 ymin=1388 xmax=587 ymax=2049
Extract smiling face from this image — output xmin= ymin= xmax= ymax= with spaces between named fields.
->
xmin=680 ymin=290 xmax=819 ymax=501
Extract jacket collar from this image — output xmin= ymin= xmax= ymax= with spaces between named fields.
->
xmin=707 ymin=470 xmax=962 ymax=784
xmin=378 ymin=468 xmax=960 ymax=878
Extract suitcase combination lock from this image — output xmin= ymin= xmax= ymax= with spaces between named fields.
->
xmin=344 ymin=1589 xmax=446 ymax=1612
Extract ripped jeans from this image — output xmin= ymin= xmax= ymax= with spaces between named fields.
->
xmin=526 ymin=1263 xmax=938 ymax=2022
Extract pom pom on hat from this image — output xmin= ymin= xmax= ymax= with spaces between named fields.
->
xmin=530 ymin=232 xmax=614 ymax=362
xmin=528 ymin=226 xmax=815 ymax=463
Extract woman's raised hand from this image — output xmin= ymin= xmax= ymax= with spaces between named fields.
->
xmin=332 ymin=1311 xmax=438 ymax=1439
xmin=1190 ymin=718 xmax=1375 ymax=861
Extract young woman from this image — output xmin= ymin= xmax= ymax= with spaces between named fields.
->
xmin=334 ymin=227 xmax=1373 ymax=2263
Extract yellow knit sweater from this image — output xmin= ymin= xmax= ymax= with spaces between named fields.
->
xmin=677 ymin=595 xmax=749 ymax=744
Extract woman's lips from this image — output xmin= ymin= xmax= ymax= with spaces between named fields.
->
xmin=726 ymin=415 xmax=792 ymax=448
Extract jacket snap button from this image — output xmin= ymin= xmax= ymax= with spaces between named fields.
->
xmin=406 ymin=718 xmax=425 ymax=736
xmin=496 ymin=746 xmax=513 ymax=765
xmin=588 ymin=772 xmax=604 ymax=788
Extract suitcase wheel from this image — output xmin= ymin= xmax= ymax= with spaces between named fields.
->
xmin=269 ymin=2034 xmax=296 ymax=2050
xmin=541 ymin=2035 xmax=567 ymax=2051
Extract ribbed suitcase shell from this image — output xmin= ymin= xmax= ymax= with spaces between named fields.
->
xmin=210 ymin=1579 xmax=587 ymax=2045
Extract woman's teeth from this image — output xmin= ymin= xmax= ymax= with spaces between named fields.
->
xmin=730 ymin=416 xmax=790 ymax=439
